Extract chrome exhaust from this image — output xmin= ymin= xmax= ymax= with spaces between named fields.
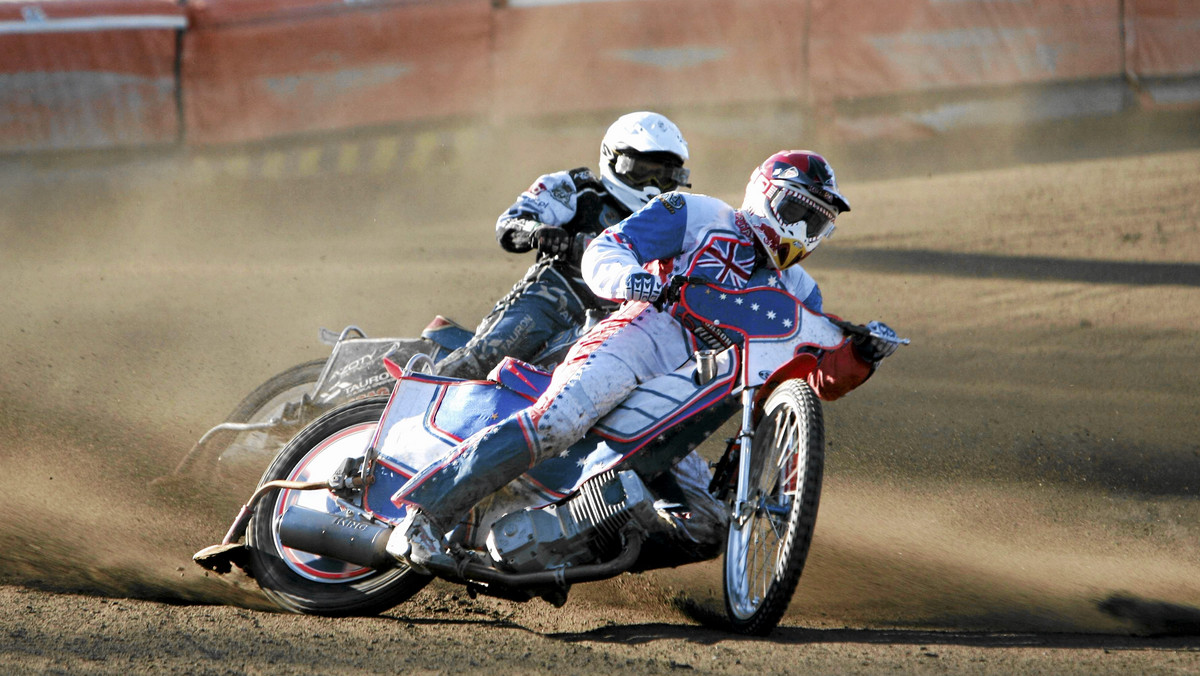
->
xmin=277 ymin=505 xmax=394 ymax=570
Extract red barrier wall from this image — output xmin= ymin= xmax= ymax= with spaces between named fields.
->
xmin=181 ymin=0 xmax=492 ymax=146
xmin=1126 ymin=0 xmax=1200 ymax=78
xmin=492 ymin=0 xmax=809 ymax=117
xmin=1 ymin=0 xmax=1197 ymax=154
xmin=809 ymin=0 xmax=1123 ymax=104
xmin=0 ymin=0 xmax=184 ymax=153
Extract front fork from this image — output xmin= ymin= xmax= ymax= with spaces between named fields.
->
xmin=731 ymin=385 xmax=759 ymax=526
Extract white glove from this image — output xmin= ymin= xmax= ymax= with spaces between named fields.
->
xmin=624 ymin=272 xmax=663 ymax=302
xmin=852 ymin=320 xmax=901 ymax=363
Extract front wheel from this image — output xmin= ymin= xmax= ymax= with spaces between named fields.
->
xmin=723 ymin=379 xmax=824 ymax=635
xmin=245 ymin=397 xmax=429 ymax=615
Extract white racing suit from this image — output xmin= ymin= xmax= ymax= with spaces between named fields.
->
xmin=396 ymin=192 xmax=825 ymax=556
xmin=435 ymin=168 xmax=627 ymax=379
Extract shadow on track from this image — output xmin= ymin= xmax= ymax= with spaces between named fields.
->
xmin=544 ymin=593 xmax=1200 ymax=647
xmin=812 ymin=248 xmax=1200 ymax=287
xmin=550 ymin=621 xmax=1200 ymax=650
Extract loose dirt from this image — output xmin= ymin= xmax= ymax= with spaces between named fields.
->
xmin=1 ymin=114 xmax=1198 ymax=674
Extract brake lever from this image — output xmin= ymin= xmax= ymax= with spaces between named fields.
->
xmin=827 ymin=317 xmax=872 ymax=338
xmin=827 ymin=317 xmax=911 ymax=346
xmin=653 ymin=275 xmax=701 ymax=311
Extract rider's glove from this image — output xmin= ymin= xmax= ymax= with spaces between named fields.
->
xmin=498 ymin=217 xmax=544 ymax=252
xmin=534 ymin=225 xmax=572 ymax=257
xmin=851 ymin=320 xmax=900 ymax=365
xmin=624 ymin=271 xmax=663 ymax=303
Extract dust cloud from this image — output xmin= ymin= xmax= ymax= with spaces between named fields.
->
xmin=1 ymin=110 xmax=1199 ymax=642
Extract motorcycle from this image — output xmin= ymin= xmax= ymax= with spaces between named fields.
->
xmin=194 ymin=276 xmax=907 ymax=635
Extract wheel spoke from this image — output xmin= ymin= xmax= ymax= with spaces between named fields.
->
xmin=749 ymin=525 xmax=764 ymax=605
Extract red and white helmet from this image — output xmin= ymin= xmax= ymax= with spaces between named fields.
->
xmin=741 ymin=150 xmax=850 ymax=269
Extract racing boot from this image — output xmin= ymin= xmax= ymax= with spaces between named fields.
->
xmin=385 ymin=508 xmax=454 ymax=575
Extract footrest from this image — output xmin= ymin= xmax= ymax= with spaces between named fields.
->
xmin=193 ymin=543 xmax=252 ymax=577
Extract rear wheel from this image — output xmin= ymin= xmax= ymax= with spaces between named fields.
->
xmin=245 ymin=397 xmax=429 ymax=615
xmin=213 ymin=359 xmax=331 ymax=485
xmin=175 ymin=359 xmax=326 ymax=486
xmin=723 ymin=379 xmax=824 ymax=635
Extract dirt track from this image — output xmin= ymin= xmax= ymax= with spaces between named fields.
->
xmin=2 ymin=114 xmax=1200 ymax=674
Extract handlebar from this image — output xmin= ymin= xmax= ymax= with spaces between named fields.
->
xmin=533 ymin=230 xmax=595 ymax=264
xmin=653 ymin=275 xmax=708 ymax=311
xmin=827 ymin=317 xmax=911 ymax=347
xmin=826 ymin=317 xmax=873 ymax=339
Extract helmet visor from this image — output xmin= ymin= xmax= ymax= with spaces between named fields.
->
xmin=614 ymin=153 xmax=691 ymax=191
xmin=770 ymin=189 xmax=837 ymax=240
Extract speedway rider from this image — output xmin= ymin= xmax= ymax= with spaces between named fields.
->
xmin=434 ymin=111 xmax=692 ymax=380
xmin=389 ymin=150 xmax=901 ymax=572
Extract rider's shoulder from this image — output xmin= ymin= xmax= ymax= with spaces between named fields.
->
xmin=566 ymin=167 xmax=602 ymax=189
xmin=678 ymin=192 xmax=731 ymax=208
xmin=669 ymin=192 xmax=735 ymax=222
xmin=778 ymin=264 xmax=819 ymax=293
xmin=525 ymin=169 xmax=577 ymax=192
xmin=644 ymin=191 xmax=727 ymax=213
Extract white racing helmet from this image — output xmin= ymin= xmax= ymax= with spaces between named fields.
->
xmin=741 ymin=150 xmax=850 ymax=269
xmin=599 ymin=111 xmax=690 ymax=212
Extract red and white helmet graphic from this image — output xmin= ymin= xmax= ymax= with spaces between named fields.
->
xmin=741 ymin=150 xmax=850 ymax=269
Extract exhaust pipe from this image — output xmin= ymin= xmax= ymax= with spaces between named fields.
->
xmin=429 ymin=523 xmax=646 ymax=589
xmin=277 ymin=505 xmax=394 ymax=570
xmin=278 ymin=506 xmax=645 ymax=589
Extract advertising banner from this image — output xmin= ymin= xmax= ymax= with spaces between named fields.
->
xmin=810 ymin=0 xmax=1122 ymax=103
xmin=182 ymin=0 xmax=492 ymax=145
xmin=1125 ymin=0 xmax=1200 ymax=107
xmin=808 ymin=0 xmax=1126 ymax=141
xmin=493 ymin=0 xmax=809 ymax=117
xmin=0 ymin=0 xmax=185 ymax=152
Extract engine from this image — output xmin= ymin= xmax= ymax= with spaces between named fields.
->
xmin=486 ymin=470 xmax=658 ymax=573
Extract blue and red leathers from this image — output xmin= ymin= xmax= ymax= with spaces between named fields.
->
xmin=397 ymin=191 xmax=872 ymax=533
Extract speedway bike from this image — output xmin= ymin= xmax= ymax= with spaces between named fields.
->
xmin=194 ymin=276 xmax=906 ymax=635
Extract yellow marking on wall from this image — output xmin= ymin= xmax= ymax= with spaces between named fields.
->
xmin=297 ymin=147 xmax=322 ymax=176
xmin=453 ymin=128 xmax=478 ymax=154
xmin=261 ymin=152 xmax=286 ymax=179
xmin=337 ymin=143 xmax=360 ymax=174
xmin=191 ymin=156 xmax=215 ymax=183
xmin=371 ymin=136 xmax=400 ymax=174
xmin=185 ymin=128 xmax=469 ymax=181
xmin=409 ymin=131 xmax=440 ymax=170
xmin=224 ymin=155 xmax=250 ymax=178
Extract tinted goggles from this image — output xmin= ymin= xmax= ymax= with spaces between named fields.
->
xmin=614 ymin=153 xmax=691 ymax=191
xmin=770 ymin=187 xmax=837 ymax=239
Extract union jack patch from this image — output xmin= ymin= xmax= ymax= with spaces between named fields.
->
xmin=687 ymin=236 xmax=756 ymax=286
